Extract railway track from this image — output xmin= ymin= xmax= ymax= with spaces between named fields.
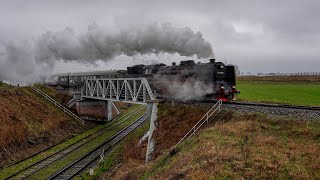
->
xmin=4 ymin=105 xmax=145 ymax=180
xmin=226 ymin=101 xmax=320 ymax=111
xmin=171 ymin=98 xmax=320 ymax=111
xmin=48 ymin=114 xmax=147 ymax=180
xmin=170 ymin=99 xmax=320 ymax=119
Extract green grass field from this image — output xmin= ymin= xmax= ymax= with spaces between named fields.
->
xmin=236 ymin=80 xmax=320 ymax=106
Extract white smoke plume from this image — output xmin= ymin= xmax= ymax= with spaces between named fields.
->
xmin=153 ymin=75 xmax=214 ymax=101
xmin=0 ymin=41 xmax=53 ymax=84
xmin=0 ymin=22 xmax=213 ymax=84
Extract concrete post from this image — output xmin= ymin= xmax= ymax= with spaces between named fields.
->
xmin=112 ymin=101 xmax=120 ymax=115
xmin=145 ymin=102 xmax=158 ymax=162
xmin=107 ymin=100 xmax=112 ymax=121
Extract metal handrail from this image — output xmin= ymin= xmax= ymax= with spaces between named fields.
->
xmin=30 ymin=85 xmax=85 ymax=124
xmin=175 ymin=100 xmax=222 ymax=148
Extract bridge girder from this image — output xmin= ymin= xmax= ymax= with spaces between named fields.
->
xmin=81 ymin=78 xmax=156 ymax=104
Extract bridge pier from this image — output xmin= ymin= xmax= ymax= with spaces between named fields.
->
xmin=75 ymin=100 xmax=119 ymax=121
xmin=145 ymin=102 xmax=158 ymax=162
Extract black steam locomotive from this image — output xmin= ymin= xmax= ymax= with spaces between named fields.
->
xmin=48 ymin=59 xmax=239 ymax=101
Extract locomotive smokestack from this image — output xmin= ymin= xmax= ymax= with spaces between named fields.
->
xmin=172 ymin=62 xmax=176 ymax=66
xmin=210 ymin=59 xmax=216 ymax=63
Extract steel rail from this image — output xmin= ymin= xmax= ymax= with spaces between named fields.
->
xmin=4 ymin=106 xmax=145 ymax=180
xmin=226 ymin=101 xmax=320 ymax=111
xmin=48 ymin=114 xmax=147 ymax=180
xmin=170 ymin=98 xmax=320 ymax=111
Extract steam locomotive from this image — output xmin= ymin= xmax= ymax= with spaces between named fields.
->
xmin=48 ymin=59 xmax=239 ymax=101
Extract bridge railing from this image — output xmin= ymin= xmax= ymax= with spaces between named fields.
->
xmin=30 ymin=85 xmax=84 ymax=124
xmin=81 ymin=78 xmax=156 ymax=104
xmin=175 ymin=100 xmax=222 ymax=148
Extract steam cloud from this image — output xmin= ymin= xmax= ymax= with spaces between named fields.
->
xmin=0 ymin=22 xmax=213 ymax=84
xmin=154 ymin=75 xmax=214 ymax=101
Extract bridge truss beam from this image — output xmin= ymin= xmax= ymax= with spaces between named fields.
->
xmin=81 ymin=78 xmax=156 ymax=104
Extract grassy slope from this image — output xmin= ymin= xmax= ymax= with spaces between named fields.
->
xmin=0 ymin=123 xmax=106 ymax=179
xmin=0 ymin=85 xmax=85 ymax=168
xmin=237 ymin=80 xmax=320 ymax=106
xmin=114 ymin=112 xmax=320 ymax=179
xmin=34 ymin=84 xmax=72 ymax=105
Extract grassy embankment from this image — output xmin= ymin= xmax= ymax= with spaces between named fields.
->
xmin=0 ymin=84 xmax=86 ymax=168
xmin=0 ymin=103 xmax=142 ymax=179
xmin=112 ymin=111 xmax=320 ymax=179
xmin=34 ymin=84 xmax=72 ymax=105
xmin=236 ymin=76 xmax=320 ymax=106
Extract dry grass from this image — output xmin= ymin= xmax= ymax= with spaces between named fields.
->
xmin=114 ymin=102 xmax=134 ymax=111
xmin=0 ymin=86 xmax=86 ymax=167
xmin=35 ymin=84 xmax=72 ymax=105
xmin=153 ymin=104 xmax=209 ymax=157
xmin=111 ymin=110 xmax=320 ymax=179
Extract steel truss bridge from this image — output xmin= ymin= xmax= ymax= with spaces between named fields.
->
xmin=81 ymin=78 xmax=156 ymax=104
xmin=81 ymin=77 xmax=158 ymax=161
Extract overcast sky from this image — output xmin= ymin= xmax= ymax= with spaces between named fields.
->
xmin=0 ymin=0 xmax=319 ymax=74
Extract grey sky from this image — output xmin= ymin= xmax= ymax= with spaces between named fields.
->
xmin=0 ymin=0 xmax=319 ymax=74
